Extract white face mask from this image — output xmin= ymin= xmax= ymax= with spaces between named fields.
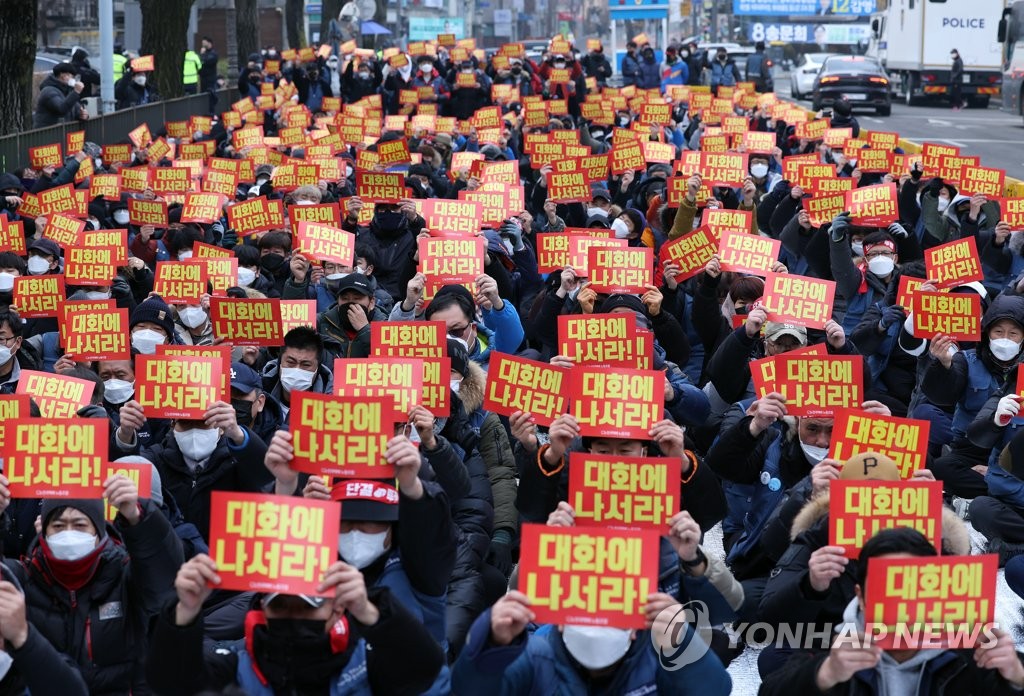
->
xmin=937 ymin=197 xmax=950 ymax=212
xmin=800 ymin=441 xmax=829 ymax=465
xmin=345 ymin=166 xmax=354 ymax=178
xmin=178 ymin=306 xmax=208 ymax=329
xmin=295 ymin=199 xmax=315 ymax=206
xmin=280 ymin=366 xmax=315 ymax=393
xmin=450 ymin=378 xmax=462 ymax=394
xmin=47 ymin=530 xmax=98 ymax=561
xmin=0 ymin=650 xmax=13 ymax=682
xmin=94 ymin=157 xmax=103 ymax=169
xmin=851 ymin=242 xmax=864 ymax=257
xmin=611 ymin=218 xmax=631 ymax=239
xmin=420 ymin=65 xmax=432 ymax=75
xmin=131 ymin=329 xmax=166 ymax=355
xmin=174 ymin=427 xmax=220 ymax=461
xmin=178 ymin=251 xmax=194 ymax=261
xmin=113 ymin=209 xmax=130 ymax=225
xmin=554 ymin=62 xmax=566 ymax=69
xmin=134 ymin=75 xmax=147 ymax=86
xmin=237 ymin=266 xmax=257 ymax=287
xmin=448 ymin=335 xmax=469 ymax=353
xmin=104 ymin=378 xmax=135 ymax=405
xmin=0 ymin=346 xmax=11 ymax=367
xmin=867 ymin=255 xmax=895 ymax=277
xmin=990 ymin=337 xmax=1022 ymax=362
xmin=27 ymin=255 xmax=50 ymax=275
xmin=64 ymin=76 xmax=77 ymax=88
xmin=561 ymin=626 xmax=632 ymax=670
xmin=84 ymin=289 xmax=111 ymax=300
xmin=338 ymin=529 xmax=389 ymax=569
xmin=750 ymin=163 xmax=769 ymax=178
xmin=0 ymin=273 xmax=14 ymax=292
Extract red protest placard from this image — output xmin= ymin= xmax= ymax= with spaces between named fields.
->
xmin=568 ymin=236 xmax=628 ymax=276
xmin=0 ymin=216 xmax=25 ymax=255
xmin=37 ymin=184 xmax=77 ymax=217
xmin=280 ymin=299 xmax=316 ymax=335
xmin=157 ymin=344 xmax=231 ymax=402
xmin=44 ymin=214 xmax=85 ymax=248
xmin=103 ymin=462 xmax=154 ymax=521
xmin=226 ymin=196 xmax=285 ymax=235
xmin=356 ymin=172 xmax=406 ymax=202
xmin=533 ymin=231 xmax=611 ymax=273
xmin=760 ymin=272 xmax=836 ymax=329
xmin=547 ymin=170 xmax=591 ymax=203
xmin=288 ymin=202 xmax=342 ymax=234
xmin=0 ymin=395 xmax=29 ymax=450
xmin=742 ymin=131 xmax=775 ymax=154
xmin=29 ymin=143 xmax=62 ymax=169
xmin=586 ymin=246 xmax=653 ymax=295
xmin=659 ymin=226 xmax=717 ymax=282
xmin=64 ymin=237 xmax=121 ymax=287
xmin=704 ymin=209 xmax=752 ymax=238
xmin=128 ymin=197 xmax=169 ymax=228
xmin=377 ymin=138 xmax=411 ymax=166
xmin=13 ymin=275 xmax=64 ymax=318
xmin=483 ymin=352 xmax=568 ymax=427
xmin=210 ymin=298 xmax=284 ymax=346
xmin=209 ymin=492 xmax=340 ymax=596
xmin=856 ymin=149 xmax=894 ymax=174
xmin=570 ymin=366 xmax=664 ymax=439
xmin=568 ymin=453 xmax=680 ymax=529
xmin=519 ymin=523 xmax=660 ymax=628
xmin=418 ymin=236 xmax=484 ymax=294
xmin=610 ymin=139 xmax=645 ymax=174
xmin=911 ymin=291 xmax=981 ymax=341
xmin=372 ymin=321 xmax=446 ymax=358
xmin=769 ymin=354 xmax=863 ymax=417
xmin=180 ymin=192 xmax=226 ymax=224
xmin=420 ymin=199 xmax=483 ymax=237
xmin=863 ymin=554 xmax=997 ymax=650
xmin=897 ymin=276 xmax=926 ymax=309
xmin=153 ymin=261 xmax=208 ymax=304
xmin=558 ymin=314 xmax=640 ymax=368
xmin=4 ymin=419 xmax=109 ymax=498
xmin=136 ymin=355 xmax=222 ymax=419
xmin=925 ymin=237 xmax=984 ymax=289
xmin=16 ymin=370 xmax=95 ymax=419
xmin=295 ymin=222 xmax=355 ymax=265
xmin=717 ymin=229 xmax=780 ymax=276
xmin=846 ymin=183 xmax=898 ymax=227
xmin=830 ymin=480 xmax=943 ymax=556
xmin=829 ymin=409 xmax=931 ymax=480
xmin=289 ymin=393 xmax=396 ymax=477
xmin=151 ymin=167 xmax=192 ymax=195
xmin=61 ymin=308 xmax=130 ymax=361
xmin=333 ymin=358 xmax=423 ymax=416
xmin=806 ymin=191 xmax=848 ymax=228
xmin=699 ymin=152 xmax=748 ymax=187
xmin=998 ymin=197 xmax=1024 ymax=228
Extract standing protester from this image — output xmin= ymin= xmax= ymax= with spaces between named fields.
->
xmin=951 ymin=47 xmax=966 ymax=110
xmin=32 ymin=63 xmax=87 ymax=128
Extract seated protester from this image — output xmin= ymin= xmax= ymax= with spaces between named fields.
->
xmin=828 ymin=221 xmax=921 ymax=335
xmin=26 ymin=238 xmax=62 ymax=276
xmin=0 ymin=308 xmax=43 ymax=394
xmin=95 ymin=356 xmax=170 ymax=451
xmin=146 ymin=556 xmax=445 ymax=695
xmin=776 ymin=192 xmax=837 ymax=280
xmin=356 ymin=199 xmax=425 ymax=305
xmin=230 ymin=361 xmax=285 ymax=446
xmin=982 ymin=220 xmax=1021 ymax=298
xmin=0 ymin=252 xmax=23 ymax=307
xmin=452 ymin=589 xmax=732 ymax=694
xmin=392 ymin=279 xmax=525 ymax=370
xmin=315 ymin=273 xmax=383 ymax=362
xmin=234 ymin=244 xmax=278 ymax=298
xmin=2 ymin=481 xmax=183 ymax=694
xmin=112 ymin=398 xmax=271 ymax=541
xmin=757 ymin=454 xmax=966 ymax=678
xmin=255 ymin=231 xmax=292 ymax=297
xmin=261 ymin=326 xmax=335 ymax=415
xmin=283 ymin=242 xmax=392 ymax=315
xmin=704 ymin=392 xmax=896 ymax=622
xmin=760 ymin=527 xmax=1024 ymax=695
xmin=264 ymin=431 xmax=458 ymax=694
xmin=920 ymin=176 xmax=1000 ymax=251
xmin=171 ymin=295 xmax=214 ymax=346
xmin=922 ymin=294 xmax=1024 ymax=499
xmin=448 ymin=339 xmax=519 ymax=582
xmin=128 ymin=294 xmax=179 ymax=354
xmin=690 ymin=256 xmax=765 ymax=375
xmin=0 ymin=564 xmax=89 ymax=696
xmin=967 ymin=395 xmax=1024 ymax=563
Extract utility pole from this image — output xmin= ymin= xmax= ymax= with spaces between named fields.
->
xmin=99 ymin=0 xmax=116 ymax=114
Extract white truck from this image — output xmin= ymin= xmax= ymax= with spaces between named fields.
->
xmin=866 ymin=0 xmax=1005 ymax=107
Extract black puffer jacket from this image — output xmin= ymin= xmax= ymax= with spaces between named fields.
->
xmin=32 ymin=75 xmax=82 ymax=128
xmin=7 ymin=500 xmax=183 ymax=695
xmin=354 ymin=216 xmax=424 ymax=303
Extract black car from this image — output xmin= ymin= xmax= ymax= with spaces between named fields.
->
xmin=812 ymin=56 xmax=892 ymax=116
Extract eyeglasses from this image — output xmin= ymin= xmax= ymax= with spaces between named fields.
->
xmin=0 ymin=335 xmax=17 ymax=346
xmin=865 ymin=249 xmax=895 ymax=259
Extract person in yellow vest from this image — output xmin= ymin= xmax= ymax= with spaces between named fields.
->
xmin=183 ymin=49 xmax=202 ymax=94
xmin=112 ymin=45 xmax=128 ymax=82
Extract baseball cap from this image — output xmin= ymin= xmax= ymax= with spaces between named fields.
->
xmin=28 ymin=238 xmax=61 ymax=259
xmin=230 ymin=362 xmax=262 ymax=394
xmin=839 ymin=452 xmax=901 ymax=481
xmin=336 ymin=273 xmax=373 ymax=297
xmin=262 ymin=593 xmax=327 ymax=608
xmin=332 ymin=479 xmax=400 ymax=521
xmin=764 ymin=321 xmax=807 ymax=344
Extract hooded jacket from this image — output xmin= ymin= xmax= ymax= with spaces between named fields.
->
xmin=260 ymin=359 xmax=336 ymax=414
xmin=355 ymin=215 xmax=424 ymax=303
xmin=32 ymin=75 xmax=83 ymax=128
xmin=315 ymin=305 xmax=385 ymax=363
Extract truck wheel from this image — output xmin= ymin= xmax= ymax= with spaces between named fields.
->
xmin=967 ymin=96 xmax=990 ymax=108
xmin=876 ymin=104 xmax=892 ymax=116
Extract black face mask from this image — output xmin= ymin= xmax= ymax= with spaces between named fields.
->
xmin=373 ymin=211 xmax=407 ymax=234
xmin=231 ymin=399 xmax=255 ymax=427
xmin=254 ymin=619 xmax=349 ymax=691
xmin=260 ymin=253 xmax=286 ymax=273
xmin=338 ymin=302 xmax=369 ymax=332
xmin=511 ymin=66 xmax=522 ymax=75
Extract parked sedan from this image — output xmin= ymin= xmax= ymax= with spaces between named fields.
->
xmin=790 ymin=52 xmax=837 ymax=99
xmin=812 ymin=55 xmax=892 ymax=116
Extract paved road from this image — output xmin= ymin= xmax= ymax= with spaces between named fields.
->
xmin=777 ymin=75 xmax=1024 ymax=177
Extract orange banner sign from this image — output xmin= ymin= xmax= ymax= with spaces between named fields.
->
xmin=829 ymin=410 xmax=931 ymax=480
xmin=846 ymin=183 xmax=898 ymax=227
xmin=209 ymin=492 xmax=340 ymax=595
xmin=586 ymin=246 xmax=653 ymax=295
xmin=717 ymin=229 xmax=780 ymax=276
xmin=570 ymin=367 xmax=663 ymax=439
xmin=752 ymin=355 xmax=863 ymax=417
xmin=210 ymin=298 xmax=284 ymax=346
xmin=760 ymin=271 xmax=836 ymax=329
xmin=16 ymin=370 xmax=95 ymax=419
xmin=519 ymin=524 xmax=660 ymax=628
xmin=911 ymin=291 xmax=981 ymax=341
xmin=4 ymin=419 xmax=109 ymax=498
xmin=830 ymin=480 xmax=943 ymax=556
xmin=925 ymin=237 xmax=984 ymax=289
xmin=569 ymin=453 xmax=680 ymax=529
xmin=136 ymin=355 xmax=222 ymax=419
xmin=289 ymin=392 xmax=396 ymax=477
xmin=864 ymin=554 xmax=997 ymax=650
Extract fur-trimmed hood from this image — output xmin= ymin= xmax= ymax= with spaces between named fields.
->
xmin=790 ymin=490 xmax=971 ymax=555
xmin=457 ymin=359 xmax=487 ymax=414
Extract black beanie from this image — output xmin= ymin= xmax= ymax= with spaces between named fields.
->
xmin=447 ymin=338 xmax=469 ymax=377
xmin=130 ymin=294 xmax=175 ymax=337
xmin=41 ymin=499 xmax=106 ymax=538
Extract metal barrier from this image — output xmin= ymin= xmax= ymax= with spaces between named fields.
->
xmin=0 ymin=88 xmax=239 ymax=172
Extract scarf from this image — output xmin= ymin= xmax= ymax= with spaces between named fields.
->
xmin=39 ymin=536 xmax=108 ymax=591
